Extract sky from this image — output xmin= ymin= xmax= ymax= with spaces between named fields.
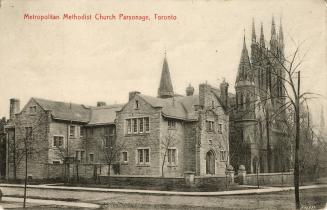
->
xmin=0 ymin=0 xmax=326 ymax=126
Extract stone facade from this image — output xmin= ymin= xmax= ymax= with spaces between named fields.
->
xmin=229 ymin=18 xmax=290 ymax=174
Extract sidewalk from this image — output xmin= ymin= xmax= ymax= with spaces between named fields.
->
xmin=1 ymin=197 xmax=100 ymax=209
xmin=1 ymin=183 xmax=327 ymax=196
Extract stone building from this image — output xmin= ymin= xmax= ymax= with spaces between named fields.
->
xmin=229 ymin=18 xmax=290 ymax=174
xmin=5 ymin=97 xmax=122 ymax=179
xmin=116 ymin=56 xmax=230 ymax=176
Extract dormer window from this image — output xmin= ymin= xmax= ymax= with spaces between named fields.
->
xmin=135 ymin=100 xmax=139 ymax=109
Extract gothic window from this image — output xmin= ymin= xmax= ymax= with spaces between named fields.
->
xmin=246 ymin=94 xmax=251 ymax=109
xmin=240 ymin=93 xmax=244 ymax=109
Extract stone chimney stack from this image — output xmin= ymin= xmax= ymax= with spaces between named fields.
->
xmin=220 ymin=79 xmax=229 ymax=108
xmin=9 ymin=98 xmax=20 ymax=120
xmin=129 ymin=91 xmax=140 ymax=101
xmin=186 ymin=84 xmax=194 ymax=96
xmin=199 ymin=83 xmax=211 ymax=108
xmin=97 ymin=101 xmax=106 ymax=107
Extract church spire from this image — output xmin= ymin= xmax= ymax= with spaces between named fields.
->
xmin=252 ymin=18 xmax=256 ymax=44
xmin=236 ymin=32 xmax=252 ymax=84
xmin=279 ymin=18 xmax=284 ymax=56
xmin=259 ymin=22 xmax=265 ymax=48
xmin=270 ymin=16 xmax=278 ymax=53
xmin=158 ymin=53 xmax=174 ymax=98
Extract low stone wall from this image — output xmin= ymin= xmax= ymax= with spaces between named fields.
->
xmin=194 ymin=175 xmax=233 ymax=189
xmin=243 ymin=172 xmax=294 ymax=186
xmin=99 ymin=175 xmax=186 ymax=190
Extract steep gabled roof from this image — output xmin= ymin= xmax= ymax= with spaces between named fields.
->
xmin=138 ymin=94 xmax=198 ymax=121
xmin=33 ymin=98 xmax=91 ymax=123
xmin=88 ymin=104 xmax=123 ymax=126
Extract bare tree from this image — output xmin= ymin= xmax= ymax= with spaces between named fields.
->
xmin=160 ymin=130 xmax=177 ymax=177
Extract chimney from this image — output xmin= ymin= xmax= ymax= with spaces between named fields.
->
xmin=220 ymin=79 xmax=229 ymax=108
xmin=9 ymin=98 xmax=20 ymax=120
xmin=186 ymin=84 xmax=194 ymax=96
xmin=199 ymin=83 xmax=211 ymax=108
xmin=129 ymin=91 xmax=140 ymax=101
xmin=97 ymin=101 xmax=106 ymax=107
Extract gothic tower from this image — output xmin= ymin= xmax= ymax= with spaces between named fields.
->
xmin=234 ymin=33 xmax=258 ymax=173
xmin=158 ymin=54 xmax=174 ymax=98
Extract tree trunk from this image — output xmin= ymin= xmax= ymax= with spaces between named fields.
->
xmin=23 ymin=139 xmax=27 ymax=208
xmin=161 ymin=151 xmax=167 ymax=177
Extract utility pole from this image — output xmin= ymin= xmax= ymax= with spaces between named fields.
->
xmin=294 ymin=71 xmax=300 ymax=209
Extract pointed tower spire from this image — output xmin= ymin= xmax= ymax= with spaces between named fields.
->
xmin=260 ymin=22 xmax=265 ymax=48
xmin=236 ymin=32 xmax=252 ymax=84
xmin=158 ymin=53 xmax=174 ymax=98
xmin=270 ymin=16 xmax=278 ymax=53
xmin=278 ymin=18 xmax=284 ymax=57
xmin=252 ymin=18 xmax=256 ymax=44
xmin=271 ymin=16 xmax=277 ymax=38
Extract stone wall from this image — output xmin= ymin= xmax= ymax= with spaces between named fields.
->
xmin=242 ymin=172 xmax=294 ymax=186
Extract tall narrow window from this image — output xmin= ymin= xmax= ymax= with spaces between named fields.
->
xmin=89 ymin=153 xmax=94 ymax=162
xmin=139 ymin=118 xmax=144 ymax=133
xmin=135 ymin=100 xmax=139 ymax=109
xmin=122 ymin=152 xmax=128 ymax=162
xmin=133 ymin=118 xmax=138 ymax=133
xmin=168 ymin=148 xmax=177 ymax=164
xmin=218 ymin=123 xmax=223 ymax=134
xmin=126 ymin=119 xmax=132 ymax=134
xmin=69 ymin=125 xmax=76 ymax=138
xmin=144 ymin=117 xmax=150 ymax=132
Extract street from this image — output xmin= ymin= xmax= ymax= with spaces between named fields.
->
xmin=0 ymin=185 xmax=326 ymax=209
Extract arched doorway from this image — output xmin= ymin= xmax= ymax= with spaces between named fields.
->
xmin=206 ymin=150 xmax=215 ymax=174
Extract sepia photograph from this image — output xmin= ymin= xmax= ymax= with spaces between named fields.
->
xmin=0 ymin=0 xmax=326 ymax=209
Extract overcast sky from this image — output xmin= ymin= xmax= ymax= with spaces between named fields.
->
xmin=0 ymin=0 xmax=326 ymax=125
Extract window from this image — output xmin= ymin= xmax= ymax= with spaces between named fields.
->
xmin=206 ymin=120 xmax=214 ymax=132
xmin=69 ymin=125 xmax=76 ymax=138
xmin=218 ymin=123 xmax=223 ymax=134
xmin=220 ymin=150 xmax=227 ymax=161
xmin=105 ymin=127 xmax=115 ymax=148
xmin=133 ymin=118 xmax=138 ymax=133
xmin=168 ymin=120 xmax=176 ymax=129
xmin=25 ymin=127 xmax=32 ymax=140
xmin=167 ymin=148 xmax=177 ymax=165
xmin=53 ymin=136 xmax=64 ymax=147
xmin=105 ymin=135 xmax=114 ymax=148
xmin=80 ymin=127 xmax=85 ymax=138
xmin=80 ymin=151 xmax=85 ymax=163
xmin=137 ymin=148 xmax=150 ymax=164
xmin=135 ymin=100 xmax=139 ymax=109
xmin=122 ymin=151 xmax=128 ymax=162
xmin=212 ymin=100 xmax=215 ymax=108
xmin=144 ymin=117 xmax=150 ymax=132
xmin=139 ymin=118 xmax=144 ymax=133
xmin=53 ymin=161 xmax=60 ymax=165
xmin=29 ymin=106 xmax=37 ymax=114
xmin=126 ymin=119 xmax=132 ymax=134
xmin=75 ymin=151 xmax=80 ymax=161
xmin=208 ymin=139 xmax=212 ymax=145
xmin=126 ymin=117 xmax=150 ymax=134
xmin=89 ymin=153 xmax=94 ymax=162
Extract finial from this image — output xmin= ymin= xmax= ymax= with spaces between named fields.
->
xmin=164 ymin=46 xmax=167 ymax=57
